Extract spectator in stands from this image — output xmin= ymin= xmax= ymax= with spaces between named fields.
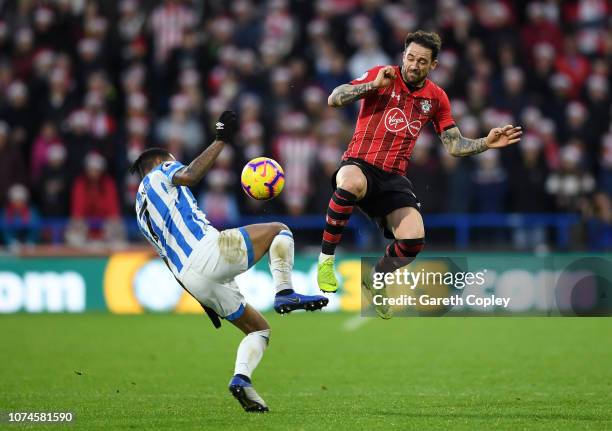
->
xmin=496 ymin=67 xmax=530 ymax=122
xmin=232 ymin=0 xmax=262 ymax=50
xmin=198 ymin=147 xmax=240 ymax=226
xmin=11 ymin=27 xmax=35 ymax=80
xmin=3 ymin=81 xmax=34 ymax=153
xmin=122 ymin=117 xmax=149 ymax=212
xmin=156 ymin=94 xmax=204 ymax=160
xmin=546 ymin=145 xmax=595 ymax=212
xmin=584 ymin=76 xmax=610 ymax=140
xmin=0 ymin=121 xmax=27 ymax=207
xmin=1 ymin=183 xmax=40 ymax=248
xmin=527 ymin=43 xmax=556 ymax=105
xmin=66 ymin=152 xmax=124 ymax=246
xmin=118 ymin=0 xmax=146 ymax=46
xmin=39 ymin=67 xmax=75 ymax=127
xmin=315 ymin=49 xmax=352 ymax=95
xmin=311 ymin=130 xmax=344 ymax=213
xmin=239 ymin=121 xmax=265 ymax=162
xmin=150 ymin=0 xmax=195 ymax=66
xmin=521 ymin=2 xmax=563 ymax=62
xmin=64 ymin=109 xmax=95 ymax=180
xmin=510 ymin=134 xmax=550 ymax=249
xmin=274 ymin=112 xmax=317 ymax=215
xmin=555 ymin=35 xmax=590 ymax=99
xmin=30 ymin=120 xmax=63 ymax=183
xmin=263 ymin=67 xmax=294 ymax=128
xmin=471 ymin=150 xmax=508 ymax=213
xmin=564 ymin=102 xmax=597 ymax=160
xmin=407 ymin=133 xmax=443 ymax=213
xmin=439 ymin=147 xmax=472 ymax=213
xmin=581 ymin=191 xmax=612 ymax=251
xmin=599 ymin=134 xmax=612 ymax=197
xmin=37 ymin=144 xmax=70 ymax=218
xmin=150 ymin=0 xmax=195 ymax=103
xmin=347 ymin=27 xmax=390 ymax=80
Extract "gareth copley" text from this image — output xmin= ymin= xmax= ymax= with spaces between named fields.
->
xmin=372 ymin=294 xmax=510 ymax=309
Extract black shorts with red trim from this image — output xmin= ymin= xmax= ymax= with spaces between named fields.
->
xmin=331 ymin=157 xmax=421 ymax=239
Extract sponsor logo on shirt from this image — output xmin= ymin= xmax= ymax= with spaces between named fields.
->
xmin=384 ymin=108 xmax=422 ymax=136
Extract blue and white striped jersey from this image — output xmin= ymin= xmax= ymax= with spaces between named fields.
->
xmin=135 ymin=160 xmax=211 ymax=277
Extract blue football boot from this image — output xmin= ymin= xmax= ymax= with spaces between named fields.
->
xmin=273 ymin=291 xmax=329 ymax=314
xmin=228 ymin=375 xmax=269 ymax=413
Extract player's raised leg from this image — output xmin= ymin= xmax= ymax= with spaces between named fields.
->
xmin=227 ymin=304 xmax=271 ymax=413
xmin=241 ymin=222 xmax=328 ymax=313
xmin=318 ymin=165 xmax=367 ymax=293
xmin=364 ymin=207 xmax=425 ymax=319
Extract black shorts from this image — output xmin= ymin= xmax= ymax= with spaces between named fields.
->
xmin=331 ymin=158 xmax=421 ymax=239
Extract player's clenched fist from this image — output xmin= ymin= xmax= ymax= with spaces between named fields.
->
xmin=372 ymin=66 xmax=396 ymax=89
xmin=215 ymin=110 xmax=238 ymax=142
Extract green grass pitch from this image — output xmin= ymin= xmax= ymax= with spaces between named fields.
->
xmin=1 ymin=313 xmax=611 ymax=430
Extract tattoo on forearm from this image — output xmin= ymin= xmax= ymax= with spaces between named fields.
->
xmin=440 ymin=127 xmax=488 ymax=156
xmin=329 ymin=83 xmax=376 ymax=107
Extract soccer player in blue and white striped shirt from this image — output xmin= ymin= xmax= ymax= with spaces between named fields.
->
xmin=129 ymin=111 xmax=328 ymax=413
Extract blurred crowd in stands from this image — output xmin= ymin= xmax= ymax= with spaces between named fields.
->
xmin=0 ymin=0 xmax=610 ymax=250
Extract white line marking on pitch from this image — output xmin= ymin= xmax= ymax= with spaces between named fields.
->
xmin=342 ymin=314 xmax=370 ymax=331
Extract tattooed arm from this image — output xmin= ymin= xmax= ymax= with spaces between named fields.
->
xmin=440 ymin=125 xmax=523 ymax=157
xmin=328 ymin=82 xmax=377 ymax=107
xmin=439 ymin=127 xmax=488 ymax=157
xmin=328 ymin=65 xmax=396 ymax=107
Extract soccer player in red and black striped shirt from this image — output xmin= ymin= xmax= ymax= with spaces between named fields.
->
xmin=317 ymin=31 xmax=522 ymax=317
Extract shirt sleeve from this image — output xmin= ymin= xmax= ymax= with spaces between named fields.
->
xmin=350 ymin=65 xmax=384 ymax=85
xmin=157 ymin=160 xmax=185 ymax=183
xmin=432 ymin=88 xmax=456 ymax=134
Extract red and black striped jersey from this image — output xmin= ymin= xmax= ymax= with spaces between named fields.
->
xmin=342 ymin=65 xmax=456 ymax=175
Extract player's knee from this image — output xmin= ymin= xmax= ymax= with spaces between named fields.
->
xmin=337 ymin=177 xmax=366 ymax=199
xmin=393 ymin=217 xmax=425 ymax=239
xmin=251 ymin=328 xmax=271 ymax=345
xmin=271 ymin=222 xmax=290 ymax=236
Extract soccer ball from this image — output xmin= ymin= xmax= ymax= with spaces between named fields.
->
xmin=240 ymin=157 xmax=285 ymax=200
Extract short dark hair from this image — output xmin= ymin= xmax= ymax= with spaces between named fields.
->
xmin=404 ymin=30 xmax=442 ymax=60
xmin=129 ymin=147 xmax=172 ymax=178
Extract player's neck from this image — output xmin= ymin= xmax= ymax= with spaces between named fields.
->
xmin=400 ymin=70 xmax=426 ymax=91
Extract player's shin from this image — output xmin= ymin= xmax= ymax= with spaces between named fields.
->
xmin=234 ymin=329 xmax=270 ymax=381
xmin=320 ymin=188 xmax=357 ymax=258
xmin=269 ymin=229 xmax=294 ymax=294
xmin=318 ymin=188 xmax=357 ymax=292
xmin=375 ymin=238 xmax=425 ymax=274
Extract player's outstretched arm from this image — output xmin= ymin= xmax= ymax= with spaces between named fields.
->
xmin=440 ymin=125 xmax=522 ymax=157
xmin=328 ymin=66 xmax=396 ymax=107
xmin=173 ymin=111 xmax=237 ymax=187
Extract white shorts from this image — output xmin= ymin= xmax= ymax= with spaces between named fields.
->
xmin=179 ymin=227 xmax=255 ymax=321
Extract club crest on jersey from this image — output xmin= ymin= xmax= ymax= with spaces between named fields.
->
xmin=418 ymin=99 xmax=432 ymax=114
xmin=384 ymin=108 xmax=422 ymax=136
